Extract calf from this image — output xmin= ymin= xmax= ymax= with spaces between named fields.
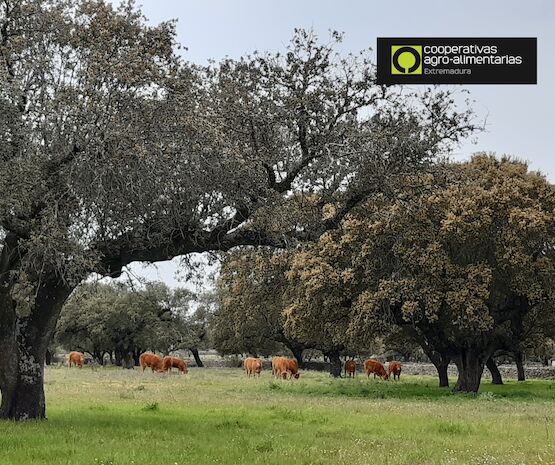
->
xmin=388 ymin=361 xmax=402 ymax=380
xmin=67 ymin=351 xmax=84 ymax=368
xmin=243 ymin=357 xmax=263 ymax=377
xmin=344 ymin=359 xmax=357 ymax=377
xmin=363 ymin=359 xmax=389 ymax=380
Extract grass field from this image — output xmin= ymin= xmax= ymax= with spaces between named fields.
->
xmin=0 ymin=367 xmax=554 ymax=465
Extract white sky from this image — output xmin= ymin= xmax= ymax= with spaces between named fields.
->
xmin=106 ymin=0 xmax=555 ymax=289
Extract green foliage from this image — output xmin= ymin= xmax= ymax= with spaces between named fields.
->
xmin=213 ymin=249 xmax=304 ymax=357
xmin=285 ymin=155 xmax=555 ymax=391
xmin=55 ymin=281 xmax=197 ymax=362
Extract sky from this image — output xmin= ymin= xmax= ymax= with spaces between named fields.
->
xmin=106 ymin=0 xmax=555 ymax=289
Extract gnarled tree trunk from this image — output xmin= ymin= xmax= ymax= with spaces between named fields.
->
xmin=453 ymin=349 xmax=488 ymax=393
xmin=0 ymin=280 xmax=73 ymax=420
xmin=423 ymin=348 xmax=451 ymax=387
xmin=434 ymin=359 xmax=450 ymax=388
xmin=486 ymin=357 xmax=503 ymax=385
xmin=289 ymin=344 xmax=304 ymax=368
xmin=189 ymin=347 xmax=204 ymax=367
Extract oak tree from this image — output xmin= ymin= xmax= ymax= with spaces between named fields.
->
xmin=0 ymin=0 xmax=474 ymax=418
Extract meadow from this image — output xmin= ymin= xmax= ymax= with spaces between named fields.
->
xmin=0 ymin=367 xmax=554 ymax=465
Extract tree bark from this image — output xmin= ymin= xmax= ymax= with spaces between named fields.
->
xmin=189 ymin=347 xmax=204 ymax=367
xmin=45 ymin=349 xmax=52 ymax=366
xmin=133 ymin=349 xmax=142 ymax=367
xmin=453 ymin=349 xmax=487 ymax=393
xmin=424 ymin=349 xmax=450 ymax=387
xmin=324 ymin=350 xmax=342 ymax=378
xmin=289 ymin=345 xmax=304 ymax=368
xmin=435 ymin=360 xmax=450 ymax=388
xmin=486 ymin=357 xmax=503 ymax=385
xmin=515 ymin=352 xmax=526 ymax=381
xmin=0 ymin=280 xmax=73 ymax=420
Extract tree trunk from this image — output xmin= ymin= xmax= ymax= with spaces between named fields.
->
xmin=435 ymin=360 xmax=450 ymax=388
xmin=114 ymin=350 xmax=123 ymax=367
xmin=453 ymin=349 xmax=487 ymax=393
xmin=133 ymin=349 xmax=142 ymax=367
xmin=189 ymin=347 xmax=204 ymax=367
xmin=122 ymin=352 xmax=134 ymax=369
xmin=515 ymin=352 xmax=526 ymax=381
xmin=425 ymin=350 xmax=450 ymax=387
xmin=0 ymin=280 xmax=73 ymax=420
xmin=289 ymin=345 xmax=304 ymax=368
xmin=45 ymin=349 xmax=52 ymax=366
xmin=324 ymin=350 xmax=342 ymax=378
xmin=486 ymin=357 xmax=503 ymax=385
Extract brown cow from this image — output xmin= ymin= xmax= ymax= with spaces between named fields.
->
xmin=67 ymin=351 xmax=84 ymax=368
xmin=388 ymin=361 xmax=402 ymax=381
xmin=272 ymin=356 xmax=300 ymax=379
xmin=162 ymin=356 xmax=188 ymax=374
xmin=271 ymin=356 xmax=287 ymax=378
xmin=363 ymin=359 xmax=389 ymax=380
xmin=286 ymin=359 xmax=300 ymax=379
xmin=139 ymin=352 xmax=164 ymax=373
xmin=243 ymin=357 xmax=263 ymax=377
xmin=344 ymin=359 xmax=357 ymax=377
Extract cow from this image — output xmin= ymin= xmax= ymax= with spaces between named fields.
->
xmin=162 ymin=356 xmax=188 ymax=374
xmin=271 ymin=356 xmax=287 ymax=378
xmin=388 ymin=361 xmax=402 ymax=381
xmin=286 ymin=358 xmax=300 ymax=379
xmin=67 ymin=351 xmax=84 ymax=368
xmin=272 ymin=356 xmax=300 ymax=379
xmin=344 ymin=359 xmax=357 ymax=377
xmin=243 ymin=357 xmax=263 ymax=377
xmin=363 ymin=359 xmax=389 ymax=380
xmin=139 ymin=352 xmax=164 ymax=373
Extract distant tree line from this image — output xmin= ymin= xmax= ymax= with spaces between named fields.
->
xmin=55 ymin=282 xmax=211 ymax=367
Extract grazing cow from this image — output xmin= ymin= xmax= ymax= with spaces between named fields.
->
xmin=388 ymin=361 xmax=402 ymax=380
xmin=272 ymin=356 xmax=300 ymax=379
xmin=243 ymin=357 xmax=263 ymax=377
xmin=139 ymin=352 xmax=164 ymax=373
xmin=363 ymin=359 xmax=389 ymax=380
xmin=286 ymin=359 xmax=300 ymax=379
xmin=162 ymin=356 xmax=188 ymax=374
xmin=271 ymin=356 xmax=287 ymax=378
xmin=67 ymin=351 xmax=84 ymax=368
xmin=344 ymin=359 xmax=357 ymax=377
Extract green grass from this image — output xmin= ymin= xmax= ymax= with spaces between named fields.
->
xmin=1 ymin=367 xmax=554 ymax=465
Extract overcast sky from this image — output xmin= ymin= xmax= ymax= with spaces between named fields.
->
xmin=107 ymin=0 xmax=555 ymax=289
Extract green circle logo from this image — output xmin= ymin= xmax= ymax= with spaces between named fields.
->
xmin=391 ymin=46 xmax=423 ymax=75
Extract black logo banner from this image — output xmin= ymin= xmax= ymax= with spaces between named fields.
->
xmin=377 ymin=38 xmax=537 ymax=85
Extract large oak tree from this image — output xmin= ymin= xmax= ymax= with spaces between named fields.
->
xmin=286 ymin=155 xmax=555 ymax=392
xmin=0 ymin=0 xmax=474 ymax=419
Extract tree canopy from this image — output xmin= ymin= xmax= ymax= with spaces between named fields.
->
xmin=284 ymin=155 xmax=555 ymax=391
xmin=0 ymin=0 xmax=475 ymax=419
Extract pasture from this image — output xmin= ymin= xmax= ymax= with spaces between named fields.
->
xmin=0 ymin=367 xmax=554 ymax=465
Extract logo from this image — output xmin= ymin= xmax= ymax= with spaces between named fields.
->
xmin=391 ymin=45 xmax=422 ymax=75
xmin=378 ymin=38 xmax=536 ymax=85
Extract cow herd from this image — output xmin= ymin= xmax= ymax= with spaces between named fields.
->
xmin=67 ymin=351 xmax=402 ymax=381
xmin=247 ymin=356 xmax=401 ymax=381
xmin=66 ymin=351 xmax=189 ymax=374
